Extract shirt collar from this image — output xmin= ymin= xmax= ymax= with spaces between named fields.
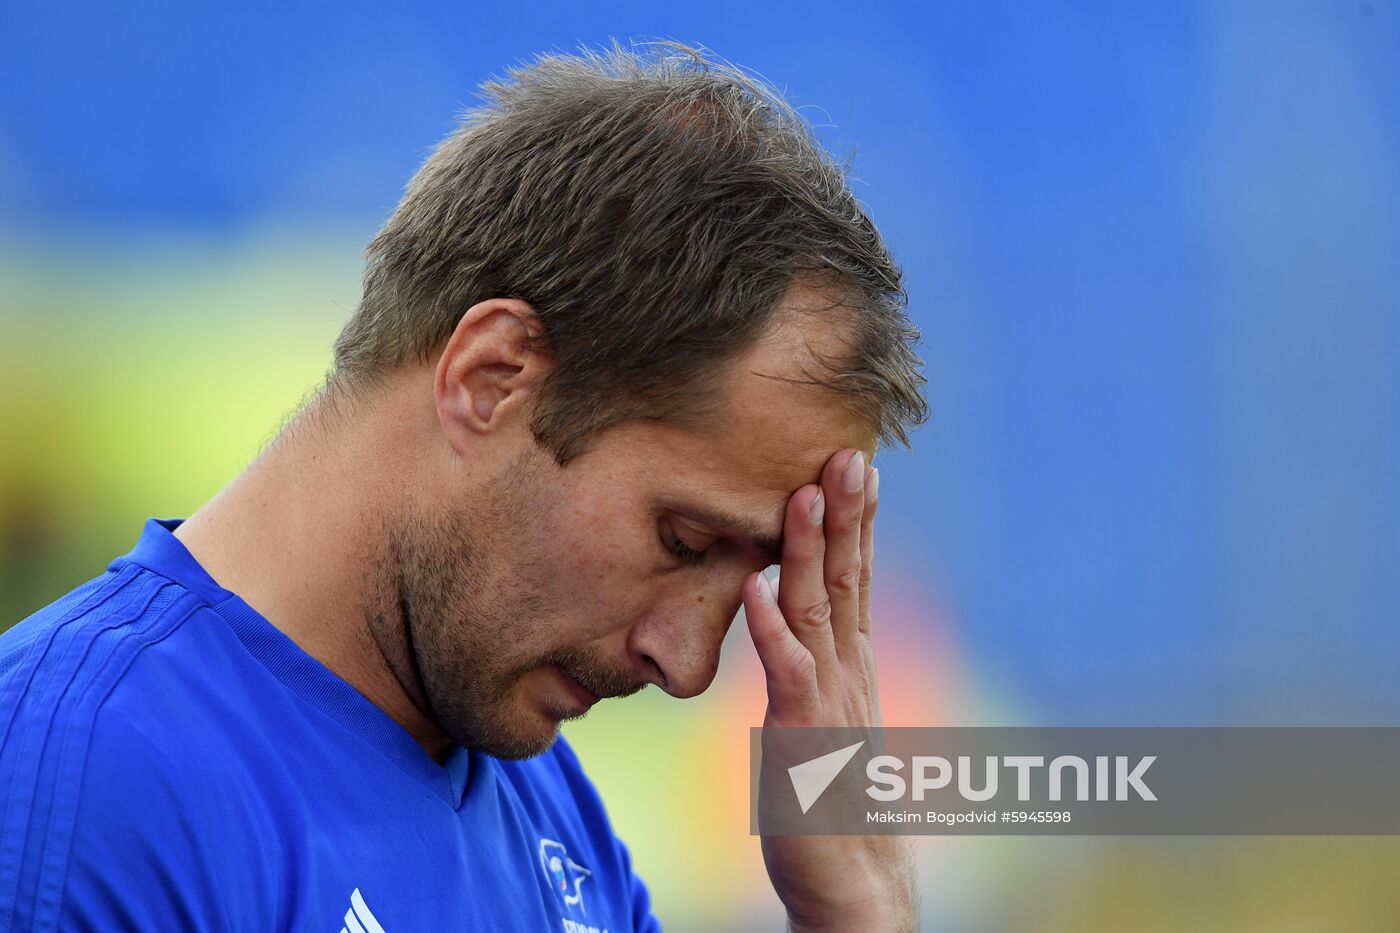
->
xmin=110 ymin=517 xmax=234 ymax=606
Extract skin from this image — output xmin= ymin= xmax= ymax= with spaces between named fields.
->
xmin=174 ymin=288 xmax=914 ymax=929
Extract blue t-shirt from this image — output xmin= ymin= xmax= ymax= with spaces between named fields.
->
xmin=0 ymin=518 xmax=659 ymax=932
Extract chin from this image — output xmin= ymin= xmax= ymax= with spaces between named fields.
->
xmin=441 ymin=672 xmax=580 ymax=760
xmin=486 ymin=727 xmax=560 ymax=761
xmin=484 ymin=738 xmax=556 ymax=761
xmin=467 ymin=705 xmax=564 ymax=761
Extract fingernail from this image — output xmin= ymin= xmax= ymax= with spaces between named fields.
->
xmin=756 ymin=572 xmax=776 ymax=605
xmin=808 ymin=489 xmax=825 ymax=525
xmin=868 ymin=467 xmax=879 ymax=503
xmin=842 ymin=450 xmax=866 ymax=493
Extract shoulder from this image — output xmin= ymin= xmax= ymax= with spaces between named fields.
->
xmin=0 ymin=564 xmax=218 ymax=769
xmin=0 ymin=563 xmax=206 ymax=775
xmin=0 ymin=562 xmax=203 ymax=702
xmin=0 ymin=566 xmax=246 ymax=931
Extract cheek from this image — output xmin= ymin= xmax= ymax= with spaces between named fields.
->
xmin=536 ymin=496 xmax=659 ymax=636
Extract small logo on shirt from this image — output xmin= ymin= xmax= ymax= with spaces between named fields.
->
xmin=538 ymin=837 xmax=593 ymax=914
xmin=339 ymin=887 xmax=386 ymax=933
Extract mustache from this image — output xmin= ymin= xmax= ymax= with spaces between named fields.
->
xmin=544 ymin=648 xmax=648 ymax=700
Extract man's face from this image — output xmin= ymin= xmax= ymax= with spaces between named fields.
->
xmin=387 ymin=313 xmax=875 ymax=759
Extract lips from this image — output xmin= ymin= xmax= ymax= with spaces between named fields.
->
xmin=555 ymin=666 xmax=600 ymax=710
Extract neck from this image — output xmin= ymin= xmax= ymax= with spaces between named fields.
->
xmin=174 ymin=381 xmax=454 ymax=761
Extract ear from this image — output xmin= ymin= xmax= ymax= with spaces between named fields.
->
xmin=433 ymin=298 xmax=550 ymax=456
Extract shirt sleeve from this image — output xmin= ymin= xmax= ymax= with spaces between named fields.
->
xmin=53 ymin=708 xmax=230 ymax=931
xmin=0 ymin=676 xmax=232 ymax=932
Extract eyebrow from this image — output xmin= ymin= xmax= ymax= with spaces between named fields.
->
xmin=665 ymin=501 xmax=785 ymax=566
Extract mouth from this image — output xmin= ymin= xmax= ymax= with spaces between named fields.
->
xmin=551 ymin=665 xmax=601 ymax=713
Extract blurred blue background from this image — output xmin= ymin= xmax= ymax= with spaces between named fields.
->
xmin=3 ymin=2 xmax=1398 ymax=930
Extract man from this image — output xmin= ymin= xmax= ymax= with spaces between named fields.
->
xmin=0 ymin=42 xmax=927 ymax=931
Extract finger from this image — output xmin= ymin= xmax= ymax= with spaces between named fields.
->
xmin=858 ymin=466 xmax=878 ymax=634
xmin=743 ymin=571 xmax=820 ymax=723
xmin=820 ymin=449 xmax=867 ymax=649
xmin=774 ymin=483 xmax=839 ymax=679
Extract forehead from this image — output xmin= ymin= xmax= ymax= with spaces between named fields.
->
xmin=629 ymin=292 xmax=878 ymax=499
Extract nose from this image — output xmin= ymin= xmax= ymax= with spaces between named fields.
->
xmin=626 ymin=585 xmax=744 ymax=699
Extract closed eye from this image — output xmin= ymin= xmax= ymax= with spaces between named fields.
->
xmin=660 ymin=520 xmax=713 ymax=567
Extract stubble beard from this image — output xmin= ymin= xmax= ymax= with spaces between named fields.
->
xmin=360 ymin=452 xmax=553 ymax=759
xmin=366 ymin=450 xmax=646 ymax=760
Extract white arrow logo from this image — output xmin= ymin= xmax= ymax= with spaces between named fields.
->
xmin=788 ymin=741 xmax=865 ymax=814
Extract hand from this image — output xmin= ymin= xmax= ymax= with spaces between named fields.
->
xmin=742 ymin=448 xmax=916 ymax=932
